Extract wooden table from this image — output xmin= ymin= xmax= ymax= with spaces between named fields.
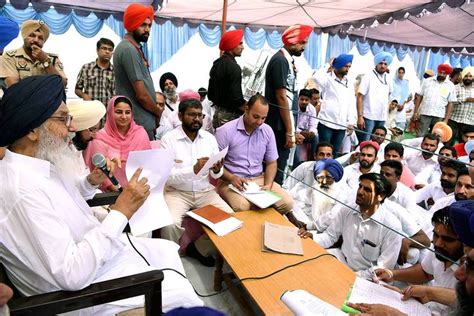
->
xmin=203 ymin=208 xmax=355 ymax=315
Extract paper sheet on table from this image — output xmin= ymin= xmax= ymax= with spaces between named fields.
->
xmin=280 ymin=289 xmax=346 ymax=315
xmin=229 ymin=184 xmax=282 ymax=209
xmin=348 ymin=277 xmax=431 ymax=316
xmin=193 ymin=147 xmax=228 ymax=180
xmin=126 ymin=149 xmax=174 ymax=235
xmin=263 ymin=221 xmax=303 ymax=255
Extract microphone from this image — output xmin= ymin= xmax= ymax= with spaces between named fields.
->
xmin=92 ymin=153 xmax=123 ymax=192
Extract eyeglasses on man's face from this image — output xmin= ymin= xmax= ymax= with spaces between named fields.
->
xmin=49 ymin=114 xmax=73 ymax=127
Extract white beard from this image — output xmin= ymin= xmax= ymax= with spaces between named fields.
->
xmin=35 ymin=126 xmax=86 ymax=180
xmin=310 ymin=180 xmax=337 ymax=220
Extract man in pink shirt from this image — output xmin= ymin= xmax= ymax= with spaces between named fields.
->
xmin=215 ymin=94 xmax=296 ymax=222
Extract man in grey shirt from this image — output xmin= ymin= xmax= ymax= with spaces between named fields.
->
xmin=113 ymin=3 xmax=159 ymax=140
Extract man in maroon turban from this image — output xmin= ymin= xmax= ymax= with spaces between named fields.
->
xmin=413 ymin=63 xmax=456 ymax=137
xmin=207 ymin=29 xmax=246 ymax=128
xmin=113 ymin=3 xmax=159 ymax=140
xmin=264 ymin=24 xmax=313 ymax=184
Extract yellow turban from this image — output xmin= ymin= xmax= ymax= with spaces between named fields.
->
xmin=432 ymin=121 xmax=453 ymax=143
xmin=462 ymin=66 xmax=473 ymax=78
xmin=21 ymin=20 xmax=50 ymax=42
xmin=67 ymin=99 xmax=106 ymax=131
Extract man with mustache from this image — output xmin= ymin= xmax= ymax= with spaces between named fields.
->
xmin=264 ymin=24 xmax=313 ymax=184
xmin=449 ymin=67 xmax=474 ymax=144
xmin=416 ymin=159 xmax=467 ymax=209
xmin=113 ymin=3 xmax=159 ymax=140
xmin=0 ymin=19 xmax=67 ymax=87
xmin=413 ymin=64 xmax=456 ymax=137
xmin=160 ymin=98 xmax=233 ymax=267
xmin=340 ymin=140 xmax=380 ymax=190
xmin=404 ymin=133 xmax=439 ymax=176
xmin=159 ymin=72 xmax=179 ymax=116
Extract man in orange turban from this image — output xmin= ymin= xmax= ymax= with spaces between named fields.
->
xmin=413 ymin=63 xmax=456 ymax=137
xmin=208 ymin=29 xmax=246 ymax=128
xmin=264 ymin=24 xmax=313 ymax=184
xmin=113 ymin=3 xmax=159 ymax=140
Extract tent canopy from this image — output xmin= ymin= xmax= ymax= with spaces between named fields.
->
xmin=2 ymin=0 xmax=473 ymax=51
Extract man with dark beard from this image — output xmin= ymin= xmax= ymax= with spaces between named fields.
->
xmin=340 ymin=140 xmax=380 ymax=190
xmin=449 ymin=67 xmax=474 ymax=144
xmin=0 ymin=75 xmax=202 ymax=314
xmin=416 ymin=159 xmax=467 ymax=209
xmin=160 ymin=99 xmax=233 ymax=266
xmin=265 ymin=24 xmax=313 ymax=184
xmin=375 ymin=207 xmax=463 ymax=314
xmin=113 ymin=3 xmax=159 ymax=140
xmin=68 ymin=99 xmax=106 ymax=151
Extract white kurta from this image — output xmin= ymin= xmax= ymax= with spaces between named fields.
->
xmin=0 ymin=150 xmax=203 ymax=315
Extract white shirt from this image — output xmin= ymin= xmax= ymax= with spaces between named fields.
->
xmin=421 ymin=251 xmax=459 ymax=314
xmin=341 ymin=162 xmax=381 ymax=190
xmin=419 ymin=78 xmax=456 ymax=118
xmin=283 ymin=161 xmax=315 ymax=191
xmin=415 ymin=180 xmax=453 ymax=205
xmin=161 ymin=126 xmax=223 ymax=192
xmin=383 ymin=200 xmax=420 ymax=237
xmin=314 ymin=201 xmax=402 ymax=279
xmin=358 ymin=70 xmax=392 ymax=120
xmin=0 ymin=150 xmax=202 ymax=314
xmin=404 ymin=150 xmax=437 ymax=176
xmin=415 ymin=163 xmax=442 ymax=186
xmin=313 ymin=68 xmax=357 ymax=130
xmin=388 ymin=183 xmax=428 ymax=229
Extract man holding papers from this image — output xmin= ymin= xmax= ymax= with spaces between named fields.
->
xmin=215 ymin=94 xmax=295 ymax=221
xmin=161 ymin=98 xmax=233 ymax=266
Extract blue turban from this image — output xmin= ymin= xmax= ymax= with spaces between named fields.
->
xmin=333 ymin=54 xmax=353 ymax=70
xmin=0 ymin=75 xmax=66 ymax=146
xmin=165 ymin=307 xmax=226 ymax=316
xmin=374 ymin=51 xmax=393 ymax=66
xmin=449 ymin=200 xmax=474 ymax=248
xmin=0 ymin=17 xmax=19 ymax=50
xmin=313 ymin=158 xmax=344 ymax=182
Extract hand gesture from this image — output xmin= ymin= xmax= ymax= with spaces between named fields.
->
xmin=31 ymin=45 xmax=48 ymax=63
xmin=297 ymin=227 xmax=313 ymax=239
xmin=374 ymin=268 xmax=394 ymax=282
xmin=295 ymin=133 xmax=305 ymax=145
xmin=87 ymin=157 xmax=121 ymax=186
xmin=211 ymin=159 xmax=224 ymax=174
xmin=111 ymin=168 xmax=150 ymax=219
xmin=193 ymin=157 xmax=209 ymax=175
xmin=402 ymin=285 xmax=431 ymax=304
xmin=230 ymin=175 xmax=248 ymax=191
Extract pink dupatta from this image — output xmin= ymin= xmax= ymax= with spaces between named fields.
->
xmin=84 ymin=96 xmax=151 ymax=191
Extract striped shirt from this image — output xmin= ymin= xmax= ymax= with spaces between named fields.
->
xmin=75 ymin=60 xmax=115 ymax=106
xmin=419 ymin=77 xmax=456 ymax=118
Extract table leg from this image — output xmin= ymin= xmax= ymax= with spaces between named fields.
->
xmin=214 ymin=253 xmax=224 ymax=291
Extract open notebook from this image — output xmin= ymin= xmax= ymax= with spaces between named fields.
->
xmin=229 ymin=182 xmax=282 ymax=209
xmin=187 ymin=205 xmax=243 ymax=237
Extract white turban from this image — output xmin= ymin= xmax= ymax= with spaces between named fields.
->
xmin=67 ymin=99 xmax=105 ymax=131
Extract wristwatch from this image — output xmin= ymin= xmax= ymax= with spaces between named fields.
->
xmin=42 ymin=57 xmax=52 ymax=68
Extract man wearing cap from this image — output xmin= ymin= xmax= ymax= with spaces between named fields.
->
xmin=290 ymin=158 xmax=346 ymax=233
xmin=0 ymin=19 xmax=67 ymax=88
xmin=208 ymin=29 xmax=246 ymax=129
xmin=0 ymin=75 xmax=202 ymax=314
xmin=312 ymin=53 xmax=356 ymax=155
xmin=356 ymin=52 xmax=393 ymax=142
xmin=340 ymin=140 xmax=381 ymax=190
xmin=114 ymin=3 xmax=158 ymax=140
xmin=449 ymin=66 xmax=474 ymax=144
xmin=265 ymin=24 xmax=313 ymax=184
xmin=75 ymin=38 xmax=116 ymax=108
xmin=159 ymin=72 xmax=179 ymax=116
xmin=413 ymin=64 xmax=456 ymax=137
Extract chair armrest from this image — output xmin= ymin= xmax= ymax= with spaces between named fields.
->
xmin=86 ymin=191 xmax=120 ymax=207
xmin=9 ymin=270 xmax=163 ymax=316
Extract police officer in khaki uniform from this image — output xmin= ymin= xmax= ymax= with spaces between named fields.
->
xmin=0 ymin=20 xmax=67 ymax=88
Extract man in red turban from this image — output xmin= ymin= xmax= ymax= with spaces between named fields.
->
xmin=208 ymin=29 xmax=246 ymax=128
xmin=413 ymin=63 xmax=456 ymax=137
xmin=113 ymin=3 xmax=159 ymax=140
xmin=264 ymin=24 xmax=313 ymax=184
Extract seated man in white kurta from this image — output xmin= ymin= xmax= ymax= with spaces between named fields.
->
xmin=0 ymin=75 xmax=202 ymax=315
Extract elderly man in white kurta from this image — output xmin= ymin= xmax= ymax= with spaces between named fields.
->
xmin=0 ymin=75 xmax=202 ymax=316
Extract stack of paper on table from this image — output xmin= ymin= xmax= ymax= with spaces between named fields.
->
xmin=229 ymin=182 xmax=282 ymax=209
xmin=187 ymin=205 xmax=243 ymax=236
xmin=263 ymin=221 xmax=303 ymax=255
xmin=348 ymin=277 xmax=431 ymax=315
xmin=281 ymin=289 xmax=346 ymax=315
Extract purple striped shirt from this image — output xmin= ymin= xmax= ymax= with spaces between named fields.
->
xmin=215 ymin=116 xmax=278 ymax=178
